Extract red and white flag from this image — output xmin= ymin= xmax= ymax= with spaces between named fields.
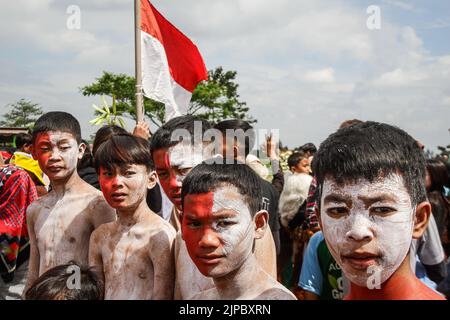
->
xmin=140 ymin=0 xmax=208 ymax=121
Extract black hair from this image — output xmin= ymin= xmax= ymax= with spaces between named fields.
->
xmin=214 ymin=119 xmax=255 ymax=158
xmin=24 ymin=261 xmax=103 ymax=300
xmin=92 ymin=125 xmax=128 ymax=156
xmin=312 ymin=121 xmax=427 ymax=207
xmin=94 ymin=133 xmax=154 ymax=173
xmin=15 ymin=133 xmax=32 ymax=150
xmin=287 ymin=151 xmax=309 ymax=170
xmin=297 ymin=142 xmax=317 ymax=155
xmin=150 ymin=115 xmax=212 ymax=152
xmin=426 ymin=159 xmax=449 ymax=193
xmin=32 ymin=111 xmax=82 ymax=144
xmin=181 ymin=163 xmax=262 ymax=216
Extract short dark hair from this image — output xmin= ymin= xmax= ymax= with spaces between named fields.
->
xmin=288 ymin=151 xmax=309 ymax=170
xmin=312 ymin=121 xmax=427 ymax=207
xmin=94 ymin=133 xmax=154 ymax=173
xmin=426 ymin=159 xmax=449 ymax=193
xmin=214 ymin=119 xmax=255 ymax=158
xmin=297 ymin=142 xmax=317 ymax=155
xmin=92 ymin=125 xmax=128 ymax=156
xmin=15 ymin=133 xmax=32 ymax=149
xmin=150 ymin=115 xmax=212 ymax=152
xmin=181 ymin=163 xmax=262 ymax=216
xmin=24 ymin=261 xmax=103 ymax=300
xmin=32 ymin=111 xmax=82 ymax=144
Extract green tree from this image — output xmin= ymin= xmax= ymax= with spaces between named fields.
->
xmin=189 ymin=67 xmax=255 ymax=124
xmin=0 ymin=99 xmax=43 ymax=128
xmin=80 ymin=67 xmax=255 ymax=127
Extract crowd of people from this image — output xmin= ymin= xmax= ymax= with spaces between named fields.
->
xmin=0 ymin=111 xmax=449 ymax=300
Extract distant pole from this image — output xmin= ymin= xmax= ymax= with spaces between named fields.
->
xmin=135 ymin=0 xmax=144 ymax=123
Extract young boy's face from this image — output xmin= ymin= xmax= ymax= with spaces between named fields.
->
xmin=320 ymin=173 xmax=415 ymax=287
xmin=99 ymin=164 xmax=152 ymax=211
xmin=32 ymin=131 xmax=84 ymax=181
xmin=182 ymin=186 xmax=254 ymax=278
xmin=153 ymin=143 xmax=203 ymax=210
xmin=292 ymin=157 xmax=312 ymax=174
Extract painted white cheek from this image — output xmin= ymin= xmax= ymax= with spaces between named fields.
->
xmin=374 ymin=208 xmax=414 ymax=277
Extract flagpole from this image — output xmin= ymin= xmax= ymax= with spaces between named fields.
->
xmin=134 ymin=0 xmax=144 ymax=123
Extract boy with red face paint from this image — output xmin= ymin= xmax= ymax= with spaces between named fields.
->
xmin=150 ymin=115 xmax=277 ymax=299
xmin=24 ymin=112 xmax=116 ymax=293
xmin=312 ymin=121 xmax=445 ymax=300
xmin=181 ymin=163 xmax=296 ymax=299
xmin=89 ymin=134 xmax=175 ymax=299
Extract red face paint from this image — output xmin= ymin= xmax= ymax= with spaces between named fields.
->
xmin=182 ymin=192 xmax=224 ymax=276
xmin=99 ymin=165 xmax=148 ymax=210
xmin=153 ymin=148 xmax=183 ymax=210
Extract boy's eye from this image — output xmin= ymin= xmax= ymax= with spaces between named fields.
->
xmin=125 ymin=171 xmax=136 ymax=176
xmin=40 ymin=147 xmax=50 ymax=152
xmin=157 ymin=170 xmax=169 ymax=179
xmin=59 ymin=146 xmax=71 ymax=150
xmin=186 ymin=220 xmax=202 ymax=228
xmin=326 ymin=207 xmax=349 ymax=217
xmin=370 ymin=207 xmax=396 ymax=216
xmin=216 ymin=220 xmax=235 ymax=228
xmin=179 ymin=168 xmax=192 ymax=176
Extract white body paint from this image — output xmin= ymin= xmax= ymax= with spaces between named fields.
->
xmin=320 ymin=174 xmax=415 ymax=287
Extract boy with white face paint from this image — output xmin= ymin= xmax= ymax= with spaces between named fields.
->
xmin=181 ymin=163 xmax=296 ymax=299
xmin=24 ymin=112 xmax=116 ymax=293
xmin=312 ymin=121 xmax=445 ymax=300
xmin=89 ymin=134 xmax=176 ymax=299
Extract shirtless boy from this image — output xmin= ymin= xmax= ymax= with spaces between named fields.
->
xmin=181 ymin=163 xmax=296 ymax=300
xmin=89 ymin=133 xmax=176 ymax=299
xmin=312 ymin=121 xmax=445 ymax=300
xmin=25 ymin=112 xmax=116 ymax=291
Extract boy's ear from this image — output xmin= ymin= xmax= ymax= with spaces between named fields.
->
xmin=412 ymin=201 xmax=431 ymax=239
xmin=147 ymin=170 xmax=158 ymax=190
xmin=78 ymin=142 xmax=86 ymax=160
xmin=253 ymin=210 xmax=268 ymax=239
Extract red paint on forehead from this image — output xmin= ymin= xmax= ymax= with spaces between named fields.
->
xmin=183 ymin=192 xmax=215 ymax=220
xmin=152 ymin=148 xmax=171 ymax=170
xmin=34 ymin=132 xmax=51 ymax=144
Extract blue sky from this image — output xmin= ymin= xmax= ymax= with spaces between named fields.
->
xmin=0 ymin=0 xmax=449 ymax=152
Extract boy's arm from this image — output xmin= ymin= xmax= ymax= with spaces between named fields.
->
xmin=88 ymin=229 xmax=105 ymax=286
xmin=149 ymin=228 xmax=176 ymax=300
xmin=90 ymin=197 xmax=116 ymax=229
xmin=23 ymin=203 xmax=40 ymax=294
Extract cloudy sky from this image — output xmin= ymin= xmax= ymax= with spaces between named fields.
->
xmin=1 ymin=0 xmax=449 ymax=152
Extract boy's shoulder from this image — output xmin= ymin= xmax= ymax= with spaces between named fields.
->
xmin=143 ymin=213 xmax=177 ymax=238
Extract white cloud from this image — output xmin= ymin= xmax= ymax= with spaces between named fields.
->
xmin=303 ymin=68 xmax=335 ymax=83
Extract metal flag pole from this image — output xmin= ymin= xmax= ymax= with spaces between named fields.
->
xmin=134 ymin=0 xmax=144 ymax=123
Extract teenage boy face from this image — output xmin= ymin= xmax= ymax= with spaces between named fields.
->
xmin=99 ymin=164 xmax=154 ymax=211
xmin=293 ymin=157 xmax=312 ymax=174
xmin=153 ymin=143 xmax=202 ymax=210
xmin=32 ymin=131 xmax=84 ymax=181
xmin=320 ymin=173 xmax=415 ymax=287
xmin=181 ymin=187 xmax=256 ymax=278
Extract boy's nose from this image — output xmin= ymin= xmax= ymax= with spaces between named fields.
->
xmin=345 ymin=215 xmax=374 ymax=242
xmin=198 ymin=228 xmax=221 ymax=249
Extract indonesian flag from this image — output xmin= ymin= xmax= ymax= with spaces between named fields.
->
xmin=140 ymin=0 xmax=208 ymax=121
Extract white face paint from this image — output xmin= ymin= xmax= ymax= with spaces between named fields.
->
xmin=320 ymin=174 xmax=415 ymax=287
xmin=211 ymin=187 xmax=254 ymax=257
xmin=34 ymin=131 xmax=83 ymax=181
xmin=168 ymin=142 xmax=203 ymax=183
